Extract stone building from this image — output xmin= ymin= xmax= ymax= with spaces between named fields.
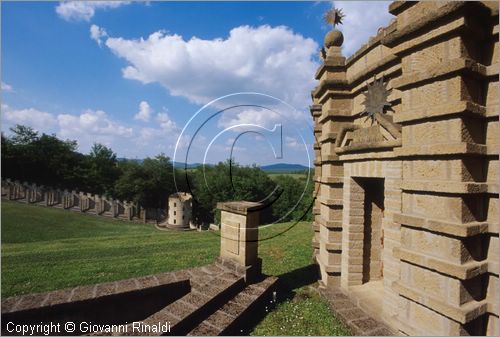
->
xmin=312 ymin=1 xmax=498 ymax=335
xmin=166 ymin=192 xmax=193 ymax=230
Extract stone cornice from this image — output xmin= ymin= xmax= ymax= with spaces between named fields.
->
xmin=315 ymin=58 xmax=346 ymax=80
xmin=393 ymin=58 xmax=487 ymax=90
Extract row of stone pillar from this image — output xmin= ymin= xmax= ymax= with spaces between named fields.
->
xmin=1 ymin=179 xmax=141 ymax=222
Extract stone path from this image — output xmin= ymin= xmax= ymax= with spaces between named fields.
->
xmin=319 ymin=286 xmax=396 ymax=336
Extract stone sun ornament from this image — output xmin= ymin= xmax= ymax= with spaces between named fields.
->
xmin=324 ymin=8 xmax=345 ymax=28
xmin=361 ymin=76 xmax=392 ymax=123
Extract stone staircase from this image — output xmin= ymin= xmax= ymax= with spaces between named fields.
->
xmin=92 ymin=262 xmax=277 ymax=336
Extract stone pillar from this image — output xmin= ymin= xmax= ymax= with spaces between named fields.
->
xmin=140 ymin=206 xmax=147 ymax=223
xmin=7 ymin=183 xmax=14 ymax=200
xmin=216 ymin=201 xmax=262 ymax=281
xmin=312 ymin=24 xmax=350 ymax=289
xmin=124 ymin=201 xmax=133 ymax=220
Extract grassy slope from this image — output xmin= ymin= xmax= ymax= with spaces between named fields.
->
xmin=1 ymin=201 xmax=349 ymax=335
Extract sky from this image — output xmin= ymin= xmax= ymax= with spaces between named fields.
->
xmin=1 ymin=1 xmax=393 ymax=166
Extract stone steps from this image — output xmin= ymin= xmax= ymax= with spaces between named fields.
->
xmin=89 ymin=263 xmax=278 ymax=336
xmin=140 ymin=272 xmax=246 ymax=335
xmin=187 ymin=276 xmax=278 ymax=336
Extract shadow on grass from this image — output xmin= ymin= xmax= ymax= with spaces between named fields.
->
xmin=237 ymin=264 xmax=320 ymax=335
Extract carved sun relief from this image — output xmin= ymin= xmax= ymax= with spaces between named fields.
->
xmin=361 ymin=76 xmax=392 ymax=123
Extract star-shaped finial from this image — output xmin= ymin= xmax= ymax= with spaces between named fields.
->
xmin=324 ymin=8 xmax=345 ymax=28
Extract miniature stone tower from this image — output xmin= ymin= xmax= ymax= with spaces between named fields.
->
xmin=166 ymin=192 xmax=193 ymax=230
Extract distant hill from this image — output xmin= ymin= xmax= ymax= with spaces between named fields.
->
xmin=117 ymin=158 xmax=143 ymax=163
xmin=118 ymin=159 xmax=310 ymax=172
xmin=172 ymin=162 xmax=205 ymax=169
xmin=260 ymin=163 xmax=311 ymax=172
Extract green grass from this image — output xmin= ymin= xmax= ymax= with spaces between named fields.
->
xmin=1 ymin=201 xmax=350 ymax=335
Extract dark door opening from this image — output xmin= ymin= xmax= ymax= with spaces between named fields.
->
xmin=358 ymin=178 xmax=385 ymax=284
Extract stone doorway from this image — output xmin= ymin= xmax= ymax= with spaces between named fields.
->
xmin=342 ymin=177 xmax=386 ymax=320
xmin=359 ymin=178 xmax=384 ymax=284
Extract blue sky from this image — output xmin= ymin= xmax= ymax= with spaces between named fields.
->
xmin=1 ymin=1 xmax=392 ymax=166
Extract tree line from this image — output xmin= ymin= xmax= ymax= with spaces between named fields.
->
xmin=1 ymin=125 xmax=313 ymax=224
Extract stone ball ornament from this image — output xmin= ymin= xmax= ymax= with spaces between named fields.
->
xmin=324 ymin=29 xmax=344 ymax=48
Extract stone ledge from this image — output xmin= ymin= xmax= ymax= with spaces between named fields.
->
xmin=393 ymin=281 xmax=488 ymax=324
xmin=394 ymin=100 xmax=486 ymax=123
xmin=317 ymin=256 xmax=341 ymax=273
xmin=318 ymin=287 xmax=396 ymax=336
xmin=395 ymin=247 xmax=488 ymax=280
xmin=336 ymin=139 xmax=402 ymax=154
xmin=382 ymin=2 xmax=466 ymax=47
xmin=394 ymin=213 xmax=489 ymax=237
xmin=315 ymin=58 xmax=346 ymax=80
xmin=319 ymin=197 xmax=343 ymax=207
xmin=216 ymin=201 xmax=263 ymax=216
xmin=320 ymin=154 xmax=340 ymax=162
xmin=315 ymin=176 xmax=344 ymax=184
xmin=393 ymin=58 xmax=487 ymax=90
xmin=325 ymin=242 xmax=342 ymax=252
xmin=317 ymin=217 xmax=343 ymax=229
xmin=339 ymin=150 xmax=400 ymax=161
xmin=310 ymin=104 xmax=322 ymax=117
xmin=319 ymin=132 xmax=337 ymax=143
xmin=394 ymin=143 xmax=487 ymax=157
xmin=389 ymin=1 xmax=416 ymax=15
xmin=318 ymin=109 xmax=353 ymax=124
xmin=401 ymin=181 xmax=491 ymax=194
xmin=313 ymin=79 xmax=349 ymax=99
xmin=1 ymin=271 xmax=190 ymax=314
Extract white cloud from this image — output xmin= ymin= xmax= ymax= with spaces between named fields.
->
xmin=332 ymin=1 xmax=394 ymax=56
xmin=56 ymin=1 xmax=130 ymax=22
xmin=90 ymin=24 xmax=108 ymax=46
xmin=1 ymin=104 xmax=57 ymax=133
xmin=1 ymin=103 xmax=183 ymax=158
xmin=217 ymin=107 xmax=283 ymax=130
xmin=1 ymin=82 xmax=13 ymax=92
xmin=102 ymin=25 xmax=319 ymax=111
xmin=57 ymin=109 xmax=133 ymax=138
xmin=134 ymin=100 xmax=152 ymax=122
xmin=156 ymin=111 xmax=177 ymax=132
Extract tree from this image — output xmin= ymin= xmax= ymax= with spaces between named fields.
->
xmin=189 ymin=161 xmax=277 ymax=224
xmin=9 ymin=125 xmax=39 ymax=145
xmin=1 ymin=125 xmax=86 ymax=189
xmin=114 ymin=154 xmax=176 ymax=208
xmin=271 ymin=174 xmax=314 ymax=223
xmin=87 ymin=143 xmax=120 ymax=195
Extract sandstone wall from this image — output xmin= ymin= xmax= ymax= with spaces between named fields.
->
xmin=311 ymin=1 xmax=499 ymax=335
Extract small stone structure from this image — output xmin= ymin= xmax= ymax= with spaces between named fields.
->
xmin=1 ymin=200 xmax=276 ymax=336
xmin=164 ymin=192 xmax=193 ymax=230
xmin=311 ymin=1 xmax=498 ymax=335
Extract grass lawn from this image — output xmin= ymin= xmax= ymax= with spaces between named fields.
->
xmin=1 ymin=201 xmax=350 ymax=335
xmin=266 ymin=172 xmax=308 ymax=181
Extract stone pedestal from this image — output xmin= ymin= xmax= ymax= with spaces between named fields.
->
xmin=216 ymin=201 xmax=262 ymax=282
